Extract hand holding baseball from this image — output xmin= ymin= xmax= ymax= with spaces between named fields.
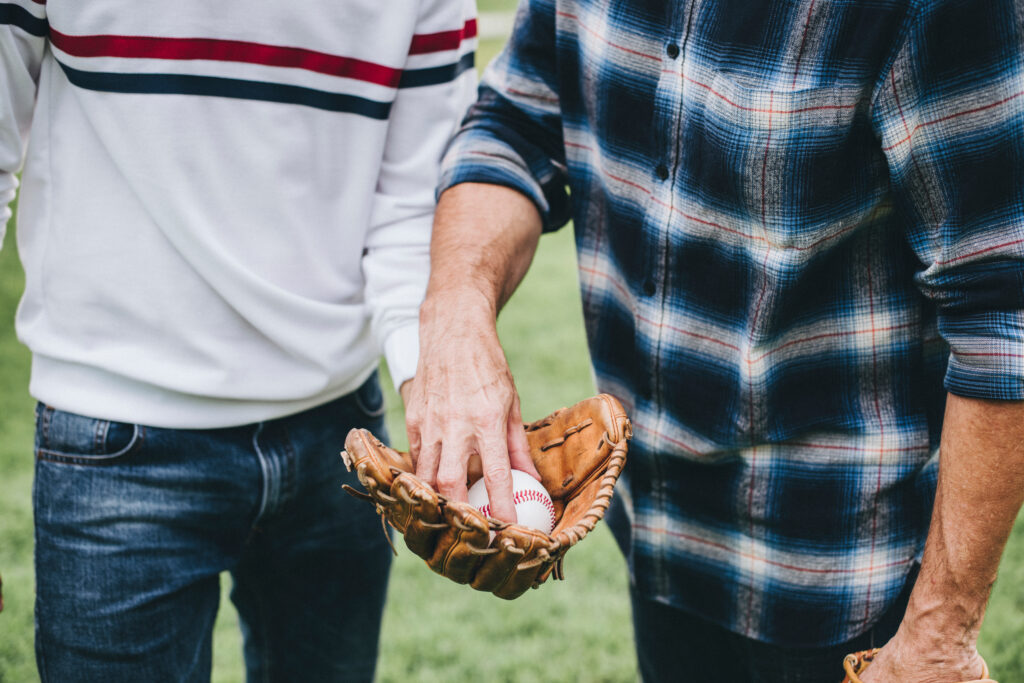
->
xmin=342 ymin=394 xmax=631 ymax=599
xmin=400 ymin=294 xmax=539 ymax=524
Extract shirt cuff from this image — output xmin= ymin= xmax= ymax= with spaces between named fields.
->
xmin=382 ymin=323 xmax=420 ymax=393
xmin=438 ymin=138 xmax=552 ymax=227
xmin=942 ymin=310 xmax=1024 ymax=400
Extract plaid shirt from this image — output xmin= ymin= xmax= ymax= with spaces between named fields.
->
xmin=440 ymin=0 xmax=1024 ymax=647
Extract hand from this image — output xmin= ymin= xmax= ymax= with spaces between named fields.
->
xmin=401 ymin=291 xmax=540 ymax=524
xmin=858 ymin=630 xmax=987 ymax=683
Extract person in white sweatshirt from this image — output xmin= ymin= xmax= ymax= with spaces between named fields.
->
xmin=0 ymin=2 xmax=476 ymax=680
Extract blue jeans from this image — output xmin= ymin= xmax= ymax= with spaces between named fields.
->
xmin=33 ymin=374 xmax=392 ymax=682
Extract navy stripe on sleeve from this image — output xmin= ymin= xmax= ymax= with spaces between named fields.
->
xmin=400 ymin=52 xmax=474 ymax=89
xmin=0 ymin=3 xmax=48 ymax=37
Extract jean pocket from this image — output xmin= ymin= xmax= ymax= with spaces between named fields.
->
xmin=35 ymin=404 xmax=143 ymax=466
xmin=352 ymin=372 xmax=386 ymax=419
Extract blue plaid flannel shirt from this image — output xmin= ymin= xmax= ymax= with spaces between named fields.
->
xmin=439 ymin=0 xmax=1024 ymax=646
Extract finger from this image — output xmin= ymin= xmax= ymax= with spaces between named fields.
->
xmin=406 ymin=414 xmax=422 ymax=466
xmin=414 ymin=433 xmax=442 ymax=489
xmin=479 ymin=431 xmax=516 ymax=523
xmin=403 ymin=391 xmax=420 ymax=459
xmin=507 ymin=394 xmax=540 ymax=480
xmin=398 ymin=378 xmax=415 ymax=407
xmin=435 ymin=433 xmax=472 ymax=503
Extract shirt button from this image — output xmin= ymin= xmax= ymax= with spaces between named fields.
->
xmin=655 ymin=164 xmax=669 ymax=180
xmin=642 ymin=278 xmax=657 ymax=296
xmin=666 ymin=43 xmax=680 ymax=59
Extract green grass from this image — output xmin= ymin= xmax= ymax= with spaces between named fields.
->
xmin=477 ymin=0 xmax=520 ymax=14
xmin=0 ymin=202 xmax=37 ymax=682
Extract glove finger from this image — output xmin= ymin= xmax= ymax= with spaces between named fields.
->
xmin=427 ymin=502 xmax=492 ymax=584
xmin=391 ymin=473 xmax=445 ymax=555
xmin=343 ymin=429 xmax=414 ymax=483
xmin=471 ymin=526 xmax=554 ymax=599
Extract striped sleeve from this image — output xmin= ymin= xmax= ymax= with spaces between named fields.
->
xmin=0 ymin=0 xmax=47 ymax=242
xmin=438 ymin=0 xmax=572 ymax=231
xmin=363 ymin=0 xmax=478 ymax=390
xmin=873 ymin=0 xmax=1024 ymax=400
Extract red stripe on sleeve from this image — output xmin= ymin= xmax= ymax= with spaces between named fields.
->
xmin=409 ymin=18 xmax=477 ymax=55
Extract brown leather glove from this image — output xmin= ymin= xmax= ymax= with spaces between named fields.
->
xmin=341 ymin=393 xmax=631 ymax=599
xmin=841 ymin=648 xmax=997 ymax=683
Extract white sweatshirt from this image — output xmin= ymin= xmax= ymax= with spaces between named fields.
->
xmin=0 ymin=0 xmax=476 ymax=427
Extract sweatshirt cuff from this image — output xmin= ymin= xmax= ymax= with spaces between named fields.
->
xmin=383 ymin=323 xmax=420 ymax=393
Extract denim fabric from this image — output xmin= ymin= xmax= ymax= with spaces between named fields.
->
xmin=33 ymin=374 xmax=392 ymax=683
xmin=630 ymin=566 xmax=916 ymax=683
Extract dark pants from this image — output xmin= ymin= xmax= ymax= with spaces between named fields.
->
xmin=34 ymin=374 xmax=392 ymax=682
xmin=631 ymin=567 xmax=915 ymax=683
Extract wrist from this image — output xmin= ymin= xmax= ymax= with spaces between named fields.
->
xmin=898 ymin=580 xmax=985 ymax=650
xmin=420 ymin=285 xmax=498 ymax=328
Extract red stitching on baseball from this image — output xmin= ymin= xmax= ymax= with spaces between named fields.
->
xmin=478 ymin=489 xmax=557 ymax=530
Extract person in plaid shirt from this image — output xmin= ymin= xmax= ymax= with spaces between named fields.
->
xmin=400 ymin=0 xmax=1024 ymax=680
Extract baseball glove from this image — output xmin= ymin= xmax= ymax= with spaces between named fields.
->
xmin=841 ymin=649 xmax=997 ymax=682
xmin=340 ymin=393 xmax=631 ymax=599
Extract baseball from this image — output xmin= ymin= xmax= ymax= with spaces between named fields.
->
xmin=467 ymin=469 xmax=556 ymax=534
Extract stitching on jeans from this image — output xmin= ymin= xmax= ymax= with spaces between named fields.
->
xmin=36 ymin=423 xmax=144 ymax=465
xmin=250 ymin=423 xmax=274 ymax=527
xmin=353 ymin=376 xmax=386 ymax=418
xmin=36 ymin=450 xmax=121 ymax=466
xmin=280 ymin=424 xmax=297 ymax=505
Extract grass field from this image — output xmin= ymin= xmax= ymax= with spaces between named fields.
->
xmin=477 ymin=0 xmax=519 ymax=13
xmin=3 ymin=33 xmax=1024 ymax=683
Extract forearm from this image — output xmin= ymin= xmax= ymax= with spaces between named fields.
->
xmin=903 ymin=393 xmax=1024 ymax=647
xmin=423 ymin=182 xmax=543 ymax=319
xmin=404 ymin=182 xmax=544 ymax=516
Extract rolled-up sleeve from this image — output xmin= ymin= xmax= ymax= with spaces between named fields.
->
xmin=873 ymin=0 xmax=1024 ymax=400
xmin=438 ymin=0 xmax=572 ymax=232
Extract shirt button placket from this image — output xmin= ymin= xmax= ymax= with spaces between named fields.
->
xmin=646 ymin=19 xmax=689 ymax=452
